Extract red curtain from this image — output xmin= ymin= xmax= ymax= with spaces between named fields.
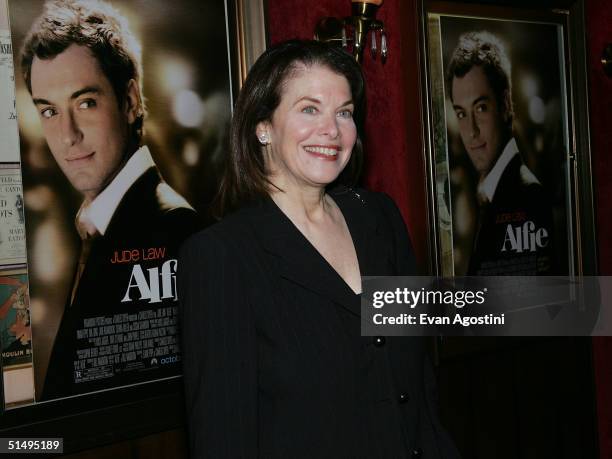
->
xmin=267 ymin=0 xmax=430 ymax=270
xmin=267 ymin=0 xmax=612 ymax=456
xmin=586 ymin=0 xmax=612 ymax=456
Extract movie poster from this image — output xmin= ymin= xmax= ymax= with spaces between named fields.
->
xmin=8 ymin=0 xmax=232 ymax=402
xmin=0 ymin=9 xmax=20 ymax=163
xmin=0 ymin=269 xmax=30 ymax=369
xmin=427 ymin=13 xmax=572 ymax=276
xmin=0 ymin=267 xmax=34 ymax=409
xmin=0 ymin=166 xmax=26 ymax=267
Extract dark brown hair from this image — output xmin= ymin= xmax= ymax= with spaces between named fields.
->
xmin=446 ymin=31 xmax=514 ymax=129
xmin=217 ymin=39 xmax=366 ymax=215
xmin=21 ymin=0 xmax=145 ymax=151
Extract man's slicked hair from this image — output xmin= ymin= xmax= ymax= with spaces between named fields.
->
xmin=446 ymin=30 xmax=514 ymax=128
xmin=21 ymin=0 xmax=146 ymax=147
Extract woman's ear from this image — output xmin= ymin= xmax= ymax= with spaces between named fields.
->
xmin=256 ymin=122 xmax=271 ymax=145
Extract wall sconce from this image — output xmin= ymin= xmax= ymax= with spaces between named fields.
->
xmin=314 ymin=0 xmax=387 ymax=64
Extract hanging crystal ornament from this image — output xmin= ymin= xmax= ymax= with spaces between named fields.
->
xmin=371 ymin=29 xmax=377 ymax=57
xmin=314 ymin=1 xmax=386 ymax=65
xmin=381 ymin=29 xmax=388 ymax=61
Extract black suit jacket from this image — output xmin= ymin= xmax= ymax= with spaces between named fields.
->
xmin=41 ymin=167 xmax=199 ymax=400
xmin=179 ymin=186 xmax=459 ymax=459
xmin=468 ymin=155 xmax=555 ymax=275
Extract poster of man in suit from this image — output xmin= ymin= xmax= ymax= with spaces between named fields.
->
xmin=8 ymin=0 xmax=232 ymax=401
xmin=428 ymin=13 xmax=572 ymax=276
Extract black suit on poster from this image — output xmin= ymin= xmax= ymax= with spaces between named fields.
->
xmin=179 ymin=186 xmax=460 ymax=459
xmin=468 ymin=155 xmax=555 ymax=275
xmin=41 ymin=167 xmax=199 ymax=401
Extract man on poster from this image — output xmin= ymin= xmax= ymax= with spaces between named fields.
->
xmin=447 ymin=31 xmax=554 ymax=275
xmin=21 ymin=0 xmax=199 ymax=400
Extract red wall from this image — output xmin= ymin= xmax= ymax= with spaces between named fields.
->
xmin=267 ymin=0 xmax=430 ymax=271
xmin=585 ymin=1 xmax=612 ymax=276
xmin=268 ymin=0 xmax=611 ymax=456
xmin=585 ymin=0 xmax=612 ymax=456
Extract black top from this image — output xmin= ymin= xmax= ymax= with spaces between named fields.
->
xmin=41 ymin=167 xmax=199 ymax=400
xmin=178 ymin=186 xmax=459 ymax=458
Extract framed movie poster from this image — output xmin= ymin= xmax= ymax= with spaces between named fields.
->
xmin=0 ymin=0 xmax=267 ymax=450
xmin=421 ymin=0 xmax=596 ymax=277
xmin=0 ymin=7 xmax=20 ymax=164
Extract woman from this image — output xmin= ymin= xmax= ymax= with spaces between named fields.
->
xmin=179 ymin=40 xmax=458 ymax=458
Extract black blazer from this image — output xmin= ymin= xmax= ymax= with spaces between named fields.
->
xmin=468 ymin=155 xmax=555 ymax=275
xmin=179 ymin=186 xmax=459 ymax=459
xmin=41 ymin=167 xmax=199 ymax=400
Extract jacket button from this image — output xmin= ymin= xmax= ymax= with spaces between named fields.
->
xmin=412 ymin=448 xmax=422 ymax=458
xmin=398 ymin=392 xmax=409 ymax=403
xmin=373 ymin=336 xmax=386 ymax=347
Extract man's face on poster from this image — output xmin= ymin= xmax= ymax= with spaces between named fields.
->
xmin=30 ymin=44 xmax=138 ymax=200
xmin=451 ymin=65 xmax=508 ymax=179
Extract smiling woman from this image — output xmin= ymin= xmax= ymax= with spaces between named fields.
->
xmin=257 ymin=65 xmax=357 ymax=192
xmin=178 ymin=39 xmax=459 ymax=458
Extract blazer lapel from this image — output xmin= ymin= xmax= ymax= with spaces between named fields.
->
xmin=248 ymin=196 xmax=365 ymax=317
xmin=329 ymin=187 xmax=386 ymax=277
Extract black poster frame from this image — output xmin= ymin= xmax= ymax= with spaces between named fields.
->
xmin=418 ymin=0 xmax=597 ymax=278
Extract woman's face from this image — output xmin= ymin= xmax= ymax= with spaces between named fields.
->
xmin=258 ymin=63 xmax=357 ymax=191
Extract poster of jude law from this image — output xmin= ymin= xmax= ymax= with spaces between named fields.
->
xmin=8 ymin=0 xmax=232 ymax=403
xmin=426 ymin=9 xmax=575 ymax=277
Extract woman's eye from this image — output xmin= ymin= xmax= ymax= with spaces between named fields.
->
xmin=475 ymin=103 xmax=487 ymax=113
xmin=337 ymin=109 xmax=353 ymax=119
xmin=301 ymin=106 xmax=317 ymax=114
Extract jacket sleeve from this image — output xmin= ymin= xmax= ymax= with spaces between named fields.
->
xmin=178 ymin=229 xmax=257 ymax=458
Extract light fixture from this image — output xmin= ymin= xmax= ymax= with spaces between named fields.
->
xmin=314 ymin=0 xmax=387 ymax=64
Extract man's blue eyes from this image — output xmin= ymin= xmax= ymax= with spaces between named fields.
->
xmin=79 ymin=99 xmax=96 ymax=109
xmin=40 ymin=99 xmax=97 ymax=119
xmin=455 ymin=104 xmax=489 ymax=119
xmin=41 ymin=108 xmax=56 ymax=119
